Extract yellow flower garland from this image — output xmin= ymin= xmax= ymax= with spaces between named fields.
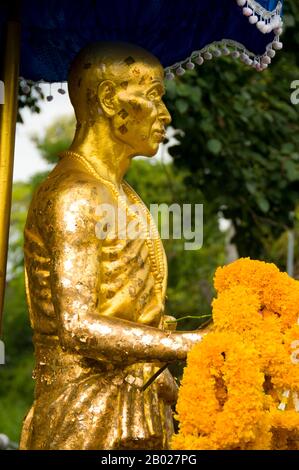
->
xmin=172 ymin=258 xmax=299 ymax=450
xmin=214 ymin=258 xmax=299 ymax=329
xmin=172 ymin=331 xmax=271 ymax=450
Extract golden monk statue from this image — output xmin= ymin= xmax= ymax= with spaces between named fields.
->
xmin=20 ymin=42 xmax=206 ymax=450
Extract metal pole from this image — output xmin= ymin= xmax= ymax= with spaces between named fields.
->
xmin=0 ymin=17 xmax=21 ymax=336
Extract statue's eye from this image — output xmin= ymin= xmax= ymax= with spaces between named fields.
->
xmin=148 ymin=89 xmax=160 ymax=101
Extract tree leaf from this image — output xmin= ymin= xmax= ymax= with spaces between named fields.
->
xmin=175 ymin=99 xmax=188 ymax=114
xmin=207 ymin=139 xmax=222 ymax=155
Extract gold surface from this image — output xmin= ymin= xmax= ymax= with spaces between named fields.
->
xmin=20 ymin=42 xmax=206 ymax=450
xmin=0 ymin=20 xmax=20 ymax=335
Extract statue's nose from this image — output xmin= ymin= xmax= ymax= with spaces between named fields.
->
xmin=159 ymin=102 xmax=172 ymax=126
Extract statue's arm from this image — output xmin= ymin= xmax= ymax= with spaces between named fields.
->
xmin=44 ymin=182 xmax=203 ymax=365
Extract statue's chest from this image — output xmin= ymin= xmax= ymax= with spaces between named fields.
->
xmin=98 ymin=181 xmax=167 ymax=302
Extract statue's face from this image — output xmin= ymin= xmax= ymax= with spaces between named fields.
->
xmin=111 ymin=63 xmax=171 ymax=157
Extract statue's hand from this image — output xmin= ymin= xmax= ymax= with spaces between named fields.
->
xmin=160 ymin=315 xmax=177 ymax=331
xmin=154 ymin=325 xmax=213 ymax=403
xmin=180 ymin=322 xmax=213 ymax=355
xmin=156 ymin=367 xmax=178 ymax=405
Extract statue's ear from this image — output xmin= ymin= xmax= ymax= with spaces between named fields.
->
xmin=97 ymin=80 xmax=117 ymax=117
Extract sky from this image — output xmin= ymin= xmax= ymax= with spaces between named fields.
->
xmin=13 ymin=84 xmax=173 ymax=182
xmin=14 ymin=84 xmax=73 ymax=181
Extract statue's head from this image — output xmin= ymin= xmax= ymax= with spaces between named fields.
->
xmin=68 ymin=41 xmax=171 ymax=157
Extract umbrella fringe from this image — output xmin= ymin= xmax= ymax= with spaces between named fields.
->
xmin=17 ymin=0 xmax=284 ymax=95
xmin=164 ymin=0 xmax=283 ymax=79
xmin=236 ymin=0 xmax=283 ymax=34
xmin=165 ymin=33 xmax=283 ymax=80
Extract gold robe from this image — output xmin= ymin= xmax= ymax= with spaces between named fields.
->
xmin=20 ymin=153 xmax=182 ymax=450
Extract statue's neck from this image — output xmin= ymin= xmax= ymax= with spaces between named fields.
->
xmin=69 ymin=121 xmax=132 ymax=186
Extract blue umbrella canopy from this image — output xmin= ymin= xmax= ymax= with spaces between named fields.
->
xmin=0 ymin=0 xmax=284 ymax=84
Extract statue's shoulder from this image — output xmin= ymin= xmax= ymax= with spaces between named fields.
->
xmin=27 ymin=161 xmax=118 ymax=241
xmin=32 ymin=159 xmax=115 ymax=214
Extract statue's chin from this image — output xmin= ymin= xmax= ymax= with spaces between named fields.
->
xmin=133 ymin=144 xmax=159 ymax=159
xmin=146 ymin=148 xmax=158 ymax=157
xmin=147 ymin=142 xmax=161 ymax=156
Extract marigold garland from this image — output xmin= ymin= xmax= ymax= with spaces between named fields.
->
xmin=172 ymin=331 xmax=271 ymax=450
xmin=172 ymin=258 xmax=299 ymax=450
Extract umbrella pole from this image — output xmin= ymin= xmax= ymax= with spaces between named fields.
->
xmin=0 ymin=19 xmax=21 ymax=336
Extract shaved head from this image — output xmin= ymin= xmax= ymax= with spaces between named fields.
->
xmin=68 ymin=41 xmax=164 ymax=123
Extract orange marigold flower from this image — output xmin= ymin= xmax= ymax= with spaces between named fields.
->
xmin=172 ymin=258 xmax=299 ymax=450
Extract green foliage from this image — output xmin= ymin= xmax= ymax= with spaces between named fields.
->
xmin=8 ymin=183 xmax=32 ymax=276
xmin=0 ymin=183 xmax=35 ymax=442
xmin=165 ymin=1 xmax=299 ymax=259
xmin=32 ymin=115 xmax=75 ymax=164
xmin=18 ymin=85 xmax=44 ymax=123
xmin=0 ymin=354 xmax=34 ymax=441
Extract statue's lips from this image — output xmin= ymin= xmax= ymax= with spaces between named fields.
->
xmin=152 ymin=130 xmax=166 ymax=142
